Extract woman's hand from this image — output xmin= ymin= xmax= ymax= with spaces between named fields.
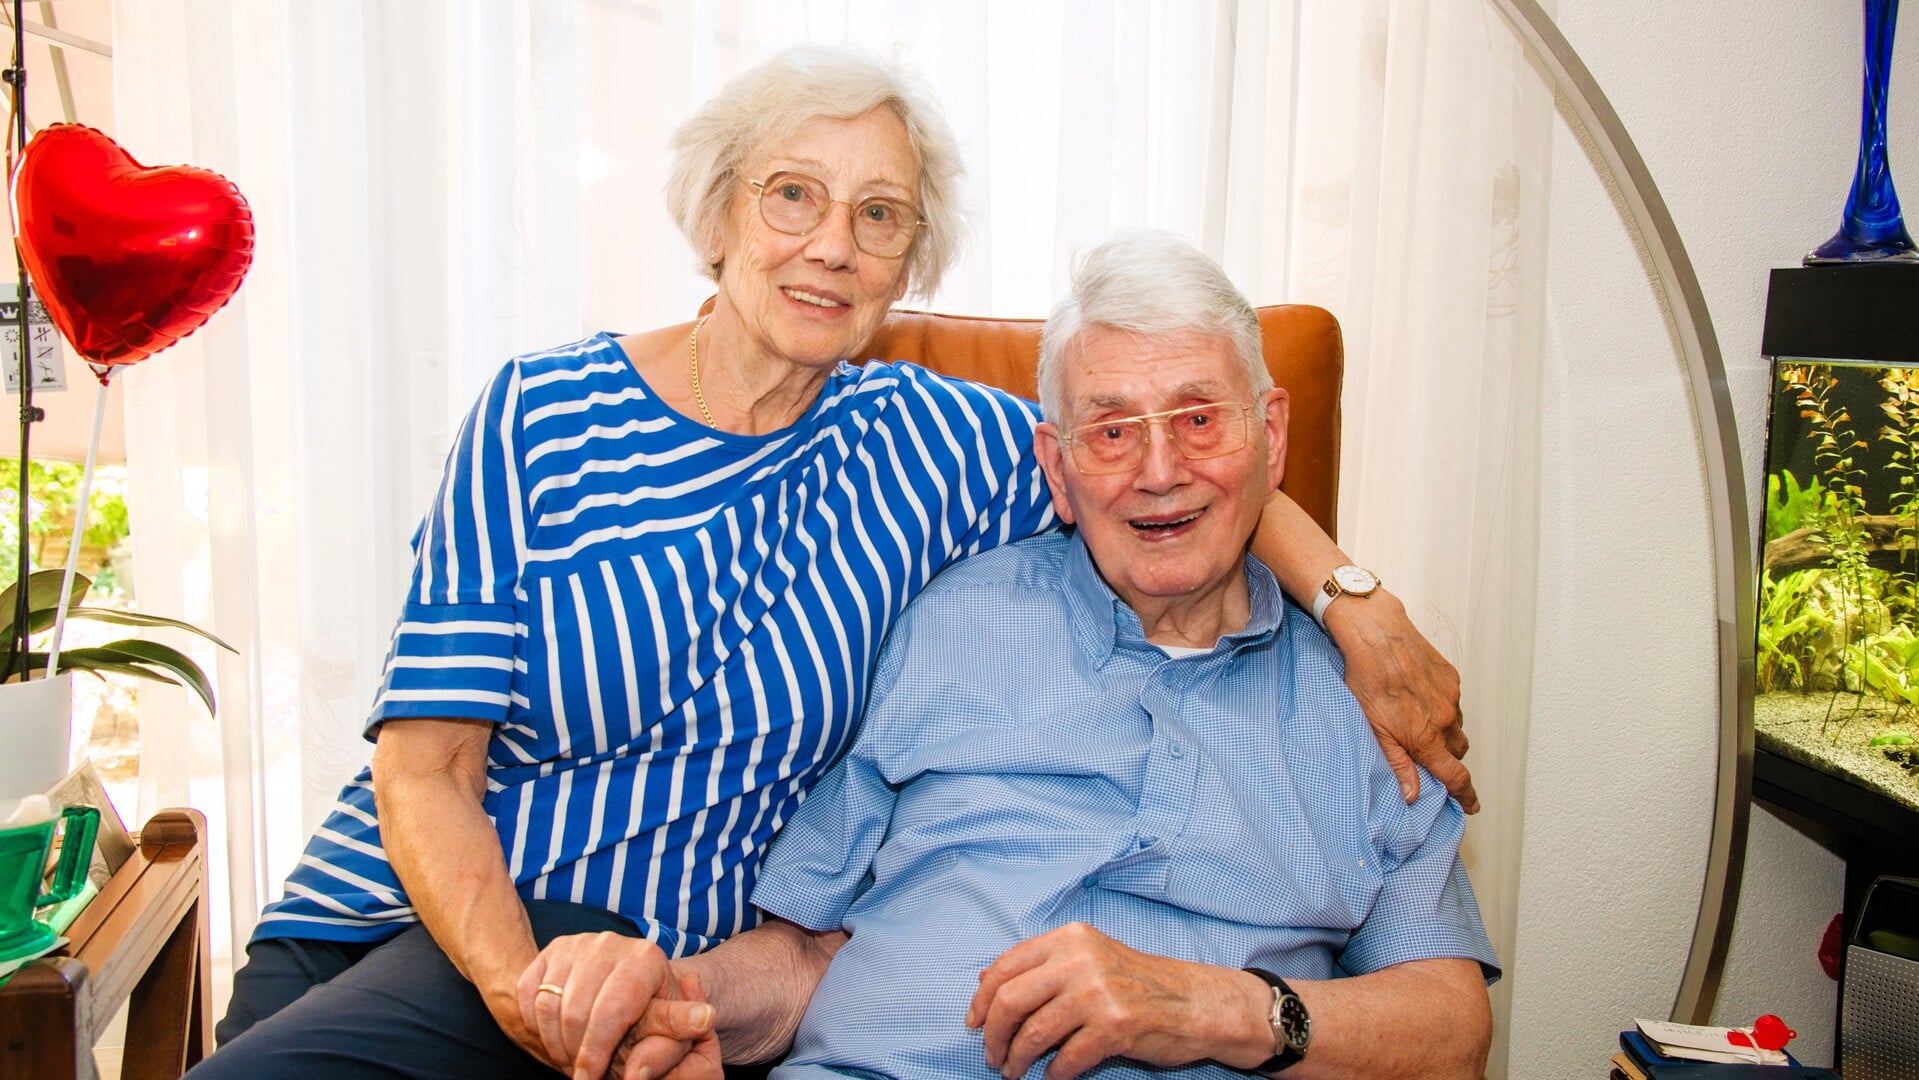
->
xmin=518 ymin=932 xmax=718 ymax=1080
xmin=372 ymin=718 xmax=567 ymax=1067
xmin=1324 ymin=589 xmax=1477 ymax=813
xmin=1246 ymin=493 xmax=1475 ymax=813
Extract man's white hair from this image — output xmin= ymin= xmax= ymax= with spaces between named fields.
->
xmin=1037 ymin=231 xmax=1269 ymax=422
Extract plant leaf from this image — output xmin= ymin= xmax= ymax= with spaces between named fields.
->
xmin=0 ymin=569 xmax=92 ymax=642
xmin=57 ymin=641 xmax=217 ymax=716
xmin=66 ymin=608 xmax=237 ymax=652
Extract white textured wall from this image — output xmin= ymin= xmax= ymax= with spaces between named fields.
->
xmin=1511 ymin=1 xmax=1919 ymax=1074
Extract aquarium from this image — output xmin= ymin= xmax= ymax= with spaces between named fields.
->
xmin=1758 ymin=354 xmax=1919 ymax=820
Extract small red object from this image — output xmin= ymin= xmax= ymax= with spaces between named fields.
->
xmin=1752 ymin=1014 xmax=1796 ymax=1052
xmin=1818 ymin=912 xmax=1844 ymax=979
xmin=1727 ymin=1014 xmax=1796 ymax=1052
xmin=12 ymin=124 xmax=255 ymax=371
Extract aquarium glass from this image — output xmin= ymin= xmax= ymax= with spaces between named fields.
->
xmin=1759 ymin=356 xmax=1919 ymax=814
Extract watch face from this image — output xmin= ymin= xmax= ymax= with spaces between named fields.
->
xmin=1331 ymin=564 xmax=1378 ymax=595
xmin=1278 ymin=993 xmax=1312 ymax=1050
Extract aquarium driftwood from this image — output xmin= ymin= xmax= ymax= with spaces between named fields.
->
xmin=1766 ymin=515 xmax=1917 ymax=576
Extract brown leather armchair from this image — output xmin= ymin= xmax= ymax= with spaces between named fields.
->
xmin=862 ymin=305 xmax=1345 ymax=537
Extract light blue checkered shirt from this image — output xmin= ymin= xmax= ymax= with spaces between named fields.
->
xmin=753 ymin=531 xmax=1498 ymax=1080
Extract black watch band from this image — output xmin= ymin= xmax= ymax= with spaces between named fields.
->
xmin=1245 ymin=968 xmax=1310 ymax=1073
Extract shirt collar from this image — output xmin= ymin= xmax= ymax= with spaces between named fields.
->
xmin=1059 ymin=531 xmax=1287 ymax=667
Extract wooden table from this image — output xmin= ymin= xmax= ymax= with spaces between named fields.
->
xmin=0 ymin=808 xmax=213 ymax=1080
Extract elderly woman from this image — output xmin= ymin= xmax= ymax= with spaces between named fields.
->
xmin=187 ymin=47 xmax=1470 ymax=1080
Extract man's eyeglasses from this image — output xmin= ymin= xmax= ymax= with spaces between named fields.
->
xmin=747 ymin=171 xmax=924 ymax=259
xmin=1058 ymin=402 xmax=1259 ymax=476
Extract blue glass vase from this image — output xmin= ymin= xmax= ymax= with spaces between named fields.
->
xmin=1808 ymin=0 xmax=1918 ymax=264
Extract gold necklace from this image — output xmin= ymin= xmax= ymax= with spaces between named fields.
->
xmin=688 ymin=313 xmax=716 ymax=427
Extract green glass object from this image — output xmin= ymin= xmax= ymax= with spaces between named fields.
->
xmin=0 ymin=804 xmax=99 ymax=963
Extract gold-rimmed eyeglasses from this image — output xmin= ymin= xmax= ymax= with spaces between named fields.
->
xmin=746 ymin=171 xmax=924 ymax=259
xmin=1058 ymin=402 xmax=1259 ymax=476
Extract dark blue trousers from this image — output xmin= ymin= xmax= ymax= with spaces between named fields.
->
xmin=188 ymin=900 xmax=639 ymax=1080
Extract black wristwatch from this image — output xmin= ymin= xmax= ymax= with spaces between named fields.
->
xmin=1245 ymin=968 xmax=1310 ymax=1073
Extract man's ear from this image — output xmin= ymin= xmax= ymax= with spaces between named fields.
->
xmin=1034 ymin=422 xmax=1077 ymax=525
xmin=1260 ymin=387 xmax=1289 ymax=492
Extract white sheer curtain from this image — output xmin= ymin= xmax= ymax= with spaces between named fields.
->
xmin=111 ymin=1 xmax=1547 ymax=1070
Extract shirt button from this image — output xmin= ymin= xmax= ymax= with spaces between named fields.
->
xmin=1138 ymin=835 xmax=1157 ymax=849
xmin=1083 ymin=874 xmax=1100 ymax=889
xmin=1169 ymin=743 xmax=1186 ymax=759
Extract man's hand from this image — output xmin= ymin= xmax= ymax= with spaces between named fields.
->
xmin=964 ymin=923 xmax=1272 ymax=1080
xmin=616 ymin=971 xmax=724 ymax=1080
xmin=1325 ymin=589 xmax=1477 ymax=813
xmin=518 ymin=931 xmax=717 ymax=1080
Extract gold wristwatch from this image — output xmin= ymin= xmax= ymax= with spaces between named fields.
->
xmin=1310 ymin=564 xmax=1379 ymax=628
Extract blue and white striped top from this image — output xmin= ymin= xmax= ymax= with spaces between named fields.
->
xmin=254 ymin=333 xmax=1056 ymax=954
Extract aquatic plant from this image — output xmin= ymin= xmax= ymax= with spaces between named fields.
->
xmin=1844 ymin=624 xmax=1919 ymax=709
xmin=1787 ymin=366 xmax=1872 ymax=572
xmin=1759 ymin=568 xmax=1827 ymax=692
xmin=1882 ymin=367 xmax=1919 ymax=611
xmin=1766 ymin=470 xmax=1836 ymax=543
xmin=1870 ymin=729 xmax=1919 ymax=774
xmin=1756 ymin=565 xmax=1892 ymax=696
xmin=1784 ymin=364 xmax=1877 ymax=729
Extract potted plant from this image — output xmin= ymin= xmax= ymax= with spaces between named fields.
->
xmin=0 ymin=567 xmax=233 ymax=798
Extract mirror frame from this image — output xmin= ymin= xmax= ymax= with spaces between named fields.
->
xmin=1488 ymin=0 xmax=1755 ymax=1025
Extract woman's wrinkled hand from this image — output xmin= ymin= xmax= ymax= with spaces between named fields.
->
xmin=1327 ymin=589 xmax=1477 ymax=813
xmin=517 ymin=930 xmax=717 ymax=1080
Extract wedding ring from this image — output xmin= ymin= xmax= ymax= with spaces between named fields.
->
xmin=536 ymin=982 xmax=565 ymax=998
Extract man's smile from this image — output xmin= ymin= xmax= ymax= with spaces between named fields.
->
xmin=1128 ymin=507 xmax=1206 ymax=536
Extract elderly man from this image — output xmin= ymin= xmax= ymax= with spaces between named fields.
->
xmin=541 ymin=232 xmax=1497 ymax=1080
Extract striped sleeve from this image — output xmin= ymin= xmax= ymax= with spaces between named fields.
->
xmin=902 ymin=369 xmax=1057 ymax=561
xmin=368 ymin=359 xmax=527 ymax=730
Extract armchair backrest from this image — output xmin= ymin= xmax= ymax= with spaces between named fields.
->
xmin=866 ymin=305 xmax=1345 ymax=538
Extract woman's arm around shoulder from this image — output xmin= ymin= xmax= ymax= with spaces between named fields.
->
xmin=1250 ymin=490 xmax=1477 ymax=813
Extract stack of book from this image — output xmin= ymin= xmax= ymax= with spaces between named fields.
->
xmin=1610 ymin=1021 xmax=1841 ymax=1079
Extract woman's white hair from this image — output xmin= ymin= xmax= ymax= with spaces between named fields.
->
xmin=665 ymin=46 xmax=964 ymax=299
xmin=1037 ymin=231 xmax=1269 ymax=422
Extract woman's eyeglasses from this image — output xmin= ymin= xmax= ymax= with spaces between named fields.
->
xmin=747 ymin=171 xmax=923 ymax=259
xmin=1058 ymin=402 xmax=1258 ymax=475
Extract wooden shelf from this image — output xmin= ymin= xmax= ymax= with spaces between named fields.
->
xmin=0 ymin=808 xmax=212 ymax=1080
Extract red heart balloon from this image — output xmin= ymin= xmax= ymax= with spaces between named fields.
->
xmin=12 ymin=123 xmax=254 ymax=370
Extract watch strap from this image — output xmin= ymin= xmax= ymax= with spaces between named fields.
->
xmin=1309 ymin=579 xmax=1340 ymax=628
xmin=1244 ymin=968 xmax=1307 ymax=1073
xmin=1309 ymin=566 xmax=1378 ymax=629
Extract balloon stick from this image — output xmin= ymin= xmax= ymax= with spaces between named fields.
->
xmin=45 ymin=367 xmax=112 ymax=677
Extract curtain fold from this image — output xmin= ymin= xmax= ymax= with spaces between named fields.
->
xmin=109 ymin=3 xmax=1548 ymax=1071
xmin=1287 ymin=7 xmax=1553 ymax=1073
